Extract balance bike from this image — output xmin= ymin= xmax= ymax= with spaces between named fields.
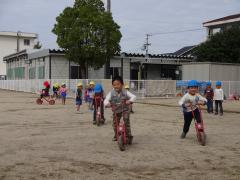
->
xmin=191 ymin=106 xmax=206 ymax=146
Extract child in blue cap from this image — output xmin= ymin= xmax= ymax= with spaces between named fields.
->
xmin=214 ymin=81 xmax=224 ymax=116
xmin=204 ymin=82 xmax=214 ymax=113
xmin=178 ymin=80 xmax=207 ymax=139
xmin=93 ymin=83 xmax=105 ymax=124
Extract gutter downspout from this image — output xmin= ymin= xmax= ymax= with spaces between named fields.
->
xmin=49 ymin=55 xmax=51 ymax=79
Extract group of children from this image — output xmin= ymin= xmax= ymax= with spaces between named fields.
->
xmin=40 ymin=81 xmax=67 ymax=105
xmin=204 ymin=81 xmax=224 ymax=115
xmin=40 ymin=78 xmax=226 ymax=145
xmin=39 ymin=77 xmax=136 ymax=145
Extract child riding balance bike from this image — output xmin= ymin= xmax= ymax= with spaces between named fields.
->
xmin=178 ymin=80 xmax=207 ymax=146
xmin=104 ymin=76 xmax=136 ymax=151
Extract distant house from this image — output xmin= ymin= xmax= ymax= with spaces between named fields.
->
xmin=0 ymin=31 xmax=38 ymax=76
xmin=203 ymin=13 xmax=240 ymax=39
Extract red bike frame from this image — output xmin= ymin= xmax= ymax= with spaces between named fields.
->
xmin=191 ymin=105 xmax=206 ymax=145
xmin=94 ymin=96 xmax=103 ymax=125
xmin=111 ymin=101 xmax=127 ymax=146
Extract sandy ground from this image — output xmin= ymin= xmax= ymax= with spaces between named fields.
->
xmin=0 ymin=89 xmax=240 ymax=180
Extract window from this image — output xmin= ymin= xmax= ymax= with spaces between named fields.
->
xmin=38 ymin=66 xmax=45 ymax=79
xmin=14 ymin=67 xmax=25 ymax=79
xmin=24 ymin=39 xmax=30 ymax=46
xmin=109 ymin=67 xmax=119 ymax=78
xmin=71 ymin=66 xmax=82 ymax=79
xmin=29 ymin=68 xmax=36 ymax=79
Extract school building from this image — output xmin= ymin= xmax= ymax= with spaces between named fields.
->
xmin=3 ymin=48 xmax=194 ymax=80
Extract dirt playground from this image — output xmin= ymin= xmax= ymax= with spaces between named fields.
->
xmin=0 ymin=89 xmax=240 ymax=180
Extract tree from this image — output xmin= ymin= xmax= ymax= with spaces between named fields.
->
xmin=34 ymin=41 xmax=42 ymax=49
xmin=194 ymin=26 xmax=240 ymax=63
xmin=52 ymin=0 xmax=122 ymax=78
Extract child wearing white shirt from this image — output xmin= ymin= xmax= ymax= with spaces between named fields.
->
xmin=214 ymin=81 xmax=224 ymax=116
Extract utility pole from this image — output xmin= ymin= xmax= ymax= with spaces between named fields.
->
xmin=144 ymin=34 xmax=151 ymax=56
xmin=107 ymin=0 xmax=111 ymax=12
xmin=105 ymin=0 xmax=111 ymax=78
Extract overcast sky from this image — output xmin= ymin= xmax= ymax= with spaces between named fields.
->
xmin=0 ymin=0 xmax=239 ymax=54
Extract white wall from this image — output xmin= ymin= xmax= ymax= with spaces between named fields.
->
xmin=210 ymin=64 xmax=240 ymax=81
xmin=50 ymin=56 xmax=69 ymax=79
xmin=182 ymin=64 xmax=210 ymax=80
xmin=0 ymin=35 xmax=36 ymax=75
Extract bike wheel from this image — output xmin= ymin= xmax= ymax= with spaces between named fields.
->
xmin=36 ymin=98 xmax=43 ymax=105
xmin=49 ymin=99 xmax=55 ymax=105
xmin=118 ymin=133 xmax=125 ymax=151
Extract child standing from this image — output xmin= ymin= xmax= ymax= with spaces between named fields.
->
xmin=76 ymin=83 xmax=83 ymax=112
xmin=214 ymin=81 xmax=224 ymax=116
xmin=104 ymin=76 xmax=136 ymax=144
xmin=52 ymin=82 xmax=60 ymax=98
xmin=60 ymin=82 xmax=67 ymax=105
xmin=87 ymin=81 xmax=95 ymax=110
xmin=93 ymin=83 xmax=105 ymax=124
xmin=84 ymin=84 xmax=89 ymax=103
xmin=178 ymin=80 xmax=207 ymax=139
xmin=204 ymin=82 xmax=214 ymax=113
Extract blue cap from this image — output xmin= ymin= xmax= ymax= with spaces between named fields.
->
xmin=94 ymin=83 xmax=103 ymax=93
xmin=188 ymin=80 xmax=198 ymax=87
xmin=206 ymin=82 xmax=211 ymax=86
xmin=216 ymin=81 xmax=222 ymax=86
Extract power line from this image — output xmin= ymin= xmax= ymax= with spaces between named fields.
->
xmin=121 ymin=28 xmax=204 ymax=41
xmin=151 ymin=28 xmax=204 ymax=36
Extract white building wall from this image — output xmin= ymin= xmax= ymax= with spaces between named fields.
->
xmin=0 ymin=32 xmax=37 ymax=75
xmin=182 ymin=64 xmax=210 ymax=80
xmin=122 ymin=59 xmax=130 ymax=80
xmin=50 ymin=55 xmax=69 ymax=79
xmin=88 ymin=66 xmax=105 ymax=79
xmin=210 ymin=64 xmax=240 ymax=81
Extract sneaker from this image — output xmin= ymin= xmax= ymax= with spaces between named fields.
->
xmin=180 ymin=132 xmax=186 ymax=139
xmin=220 ymin=113 xmax=223 ymax=116
xmin=127 ymin=135 xmax=133 ymax=145
xmin=214 ymin=112 xmax=218 ymax=115
xmin=130 ymin=110 xmax=134 ymax=114
xmin=93 ymin=121 xmax=96 ymax=125
xmin=112 ymin=136 xmax=117 ymax=141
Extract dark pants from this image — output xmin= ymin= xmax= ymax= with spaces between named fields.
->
xmin=93 ymin=99 xmax=104 ymax=121
xmin=183 ymin=108 xmax=201 ymax=134
xmin=215 ymin=100 xmax=223 ymax=114
xmin=206 ymin=99 xmax=213 ymax=113
xmin=113 ymin=111 xmax=131 ymax=138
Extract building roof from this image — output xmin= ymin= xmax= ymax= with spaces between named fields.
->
xmin=0 ymin=31 xmax=38 ymax=38
xmin=120 ymin=52 xmax=194 ymax=59
xmin=172 ymin=45 xmax=196 ymax=56
xmin=3 ymin=49 xmax=38 ymax=61
xmin=3 ymin=49 xmax=64 ymax=62
xmin=203 ymin=13 xmax=240 ymax=27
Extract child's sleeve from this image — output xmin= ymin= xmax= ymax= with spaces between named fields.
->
xmin=221 ymin=89 xmax=224 ymax=100
xmin=213 ymin=89 xmax=216 ymax=100
xmin=103 ymin=92 xmax=111 ymax=106
xmin=198 ymin=94 xmax=207 ymax=103
xmin=178 ymin=94 xmax=186 ymax=106
xmin=127 ymin=91 xmax=136 ymax=102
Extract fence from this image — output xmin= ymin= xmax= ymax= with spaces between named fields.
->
xmin=0 ymin=79 xmax=240 ymax=99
